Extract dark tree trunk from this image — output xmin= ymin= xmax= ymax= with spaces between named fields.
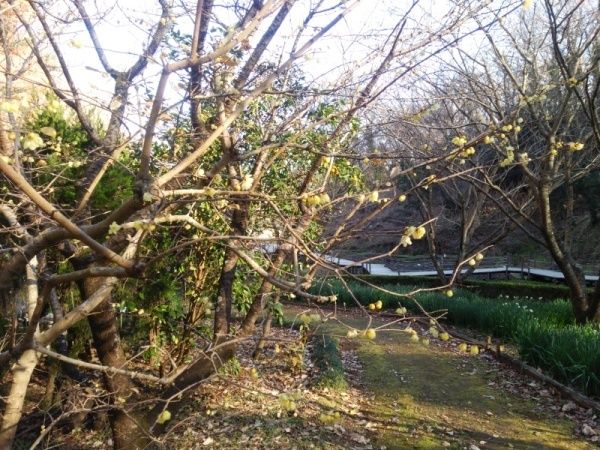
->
xmin=589 ymin=273 xmax=600 ymax=322
xmin=76 ymin=270 xmax=144 ymax=448
xmin=214 ymin=205 xmax=249 ymax=344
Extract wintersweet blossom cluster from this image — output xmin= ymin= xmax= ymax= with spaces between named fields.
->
xmin=303 ymin=192 xmax=330 ymax=206
xmin=452 ymin=136 xmax=467 ymax=147
xmin=401 ymin=225 xmax=426 ymax=247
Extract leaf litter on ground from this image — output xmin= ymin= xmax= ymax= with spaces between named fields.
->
xmin=45 ymin=303 xmax=599 ymax=449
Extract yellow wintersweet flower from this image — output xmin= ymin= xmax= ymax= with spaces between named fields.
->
xmin=369 ymin=191 xmax=379 ymax=202
xmin=412 ymin=226 xmax=426 ymax=240
xmin=459 ymin=147 xmax=475 ymax=157
xmin=568 ymin=142 xmax=584 ymax=151
xmin=240 ymin=174 xmax=254 ymax=190
xmin=108 ymin=222 xmax=121 ymax=235
xmin=400 ymin=235 xmax=412 ymax=247
xmin=22 ymin=132 xmax=44 ymax=150
xmin=364 ymin=328 xmax=376 ymax=339
xmin=1 ymin=101 xmax=19 ymax=113
xmin=156 ymin=410 xmax=171 ymax=424
xmin=452 ymin=136 xmax=467 ymax=147
xmin=48 ymin=99 xmax=61 ymax=112
xmin=307 ymin=195 xmax=321 ymax=206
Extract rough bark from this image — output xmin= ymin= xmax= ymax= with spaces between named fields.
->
xmin=76 ymin=268 xmax=144 ymax=448
xmin=214 ymin=205 xmax=249 ymax=343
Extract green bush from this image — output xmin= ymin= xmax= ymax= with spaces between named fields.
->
xmin=343 ymin=275 xmax=581 ymax=301
xmin=311 ymin=334 xmax=349 ymax=391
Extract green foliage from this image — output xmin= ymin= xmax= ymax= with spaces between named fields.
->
xmin=344 ymin=275 xmax=582 ymax=301
xmin=91 ymin=157 xmax=134 ymax=213
xmin=269 ymin=301 xmax=284 ymax=326
xmin=219 ymin=356 xmax=242 ymax=377
xmin=310 ymin=279 xmax=573 ymax=336
xmin=311 ymin=335 xmax=349 ymax=391
xmin=233 ymin=263 xmax=259 ymax=316
xmin=516 ymin=322 xmax=600 ymax=396
xmin=29 ymin=95 xmax=95 ymax=152
xmin=312 ymin=279 xmax=600 ymax=396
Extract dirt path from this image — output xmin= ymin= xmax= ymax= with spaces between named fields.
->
xmin=294 ymin=306 xmax=597 ymax=449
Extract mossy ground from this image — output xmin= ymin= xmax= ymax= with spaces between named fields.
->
xmin=298 ymin=307 xmax=595 ymax=449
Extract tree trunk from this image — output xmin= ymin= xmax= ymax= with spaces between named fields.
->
xmin=0 ymin=262 xmax=40 ymax=448
xmin=589 ymin=272 xmax=600 ymax=322
xmin=537 ymin=180 xmax=598 ymax=323
xmin=0 ymin=349 xmax=39 ymax=448
xmin=77 ymin=272 xmax=144 ymax=448
xmin=253 ymin=295 xmax=279 ymax=359
xmin=214 ymin=206 xmax=249 ymax=344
